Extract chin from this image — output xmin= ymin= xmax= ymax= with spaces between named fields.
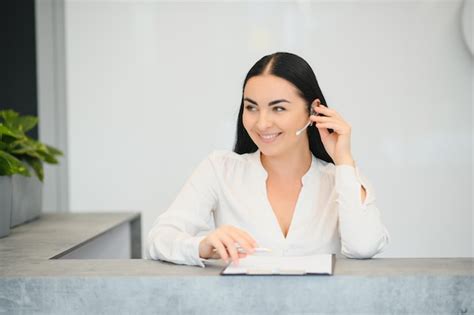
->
xmin=257 ymin=144 xmax=286 ymax=157
xmin=257 ymin=141 xmax=302 ymax=158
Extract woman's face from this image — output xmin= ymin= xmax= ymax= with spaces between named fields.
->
xmin=242 ymin=74 xmax=310 ymax=157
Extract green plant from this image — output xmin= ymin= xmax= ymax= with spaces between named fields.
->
xmin=0 ymin=109 xmax=63 ymax=181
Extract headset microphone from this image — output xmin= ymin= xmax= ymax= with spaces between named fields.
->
xmin=295 ymin=120 xmax=312 ymax=136
xmin=295 ymin=107 xmax=318 ymax=136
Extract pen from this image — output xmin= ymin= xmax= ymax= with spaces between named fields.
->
xmin=212 ymin=244 xmax=272 ymax=254
xmin=238 ymin=247 xmax=272 ymax=253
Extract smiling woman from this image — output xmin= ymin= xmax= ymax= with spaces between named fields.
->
xmin=235 ymin=53 xmax=334 ymax=163
xmin=147 ymin=52 xmax=390 ymax=267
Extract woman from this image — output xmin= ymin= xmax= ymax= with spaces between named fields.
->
xmin=147 ymin=52 xmax=390 ymax=267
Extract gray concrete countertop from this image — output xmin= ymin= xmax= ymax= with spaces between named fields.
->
xmin=0 ymin=212 xmax=471 ymax=277
xmin=0 ymin=212 xmax=473 ymax=314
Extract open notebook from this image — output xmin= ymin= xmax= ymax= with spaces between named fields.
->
xmin=221 ymin=253 xmax=335 ymax=275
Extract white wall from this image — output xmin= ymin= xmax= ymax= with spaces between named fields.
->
xmin=65 ymin=0 xmax=473 ymax=258
xmin=36 ymin=0 xmax=69 ymax=213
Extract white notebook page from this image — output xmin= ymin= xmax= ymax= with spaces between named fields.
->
xmin=222 ymin=254 xmax=333 ymax=275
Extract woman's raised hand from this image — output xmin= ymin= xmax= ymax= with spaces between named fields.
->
xmin=310 ymin=99 xmax=354 ymax=165
xmin=199 ymin=225 xmax=258 ymax=263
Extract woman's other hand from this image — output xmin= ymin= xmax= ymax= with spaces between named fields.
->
xmin=310 ymin=99 xmax=354 ymax=165
xmin=199 ymin=225 xmax=258 ymax=263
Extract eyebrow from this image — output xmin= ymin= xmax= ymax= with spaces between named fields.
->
xmin=243 ymin=97 xmax=291 ymax=106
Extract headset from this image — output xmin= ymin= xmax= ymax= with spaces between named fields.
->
xmin=295 ymin=107 xmax=318 ymax=136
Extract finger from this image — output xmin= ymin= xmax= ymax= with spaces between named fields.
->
xmin=310 ymin=115 xmax=338 ymax=124
xmin=238 ymin=252 xmax=248 ymax=259
xmin=210 ymin=238 xmax=229 ymax=262
xmin=210 ymin=251 xmax=221 ymax=259
xmin=220 ymin=234 xmax=240 ymax=263
xmin=228 ymin=230 xmax=255 ymax=253
xmin=316 ymin=123 xmax=330 ymax=137
xmin=314 ymin=102 xmax=337 ymax=117
xmin=229 ymin=226 xmax=258 ymax=247
xmin=313 ymin=105 xmax=330 ymax=116
xmin=315 ymin=122 xmax=345 ymax=134
xmin=311 ymin=116 xmax=336 ymax=136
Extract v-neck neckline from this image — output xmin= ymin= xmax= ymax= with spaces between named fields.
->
xmin=264 ymin=179 xmax=304 ymax=241
xmin=250 ymin=149 xmax=317 ymax=241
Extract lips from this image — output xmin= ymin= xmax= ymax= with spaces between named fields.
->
xmin=258 ymin=132 xmax=282 ymax=143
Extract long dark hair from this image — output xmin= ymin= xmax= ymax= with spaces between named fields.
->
xmin=233 ymin=52 xmax=334 ymax=164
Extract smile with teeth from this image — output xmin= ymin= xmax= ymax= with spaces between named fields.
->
xmin=259 ymin=132 xmax=282 ymax=143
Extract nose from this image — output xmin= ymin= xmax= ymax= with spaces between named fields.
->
xmin=256 ymin=111 xmax=273 ymax=131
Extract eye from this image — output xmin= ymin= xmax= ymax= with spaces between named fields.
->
xmin=244 ymin=105 xmax=285 ymax=112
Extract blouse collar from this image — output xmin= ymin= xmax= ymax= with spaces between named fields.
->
xmin=248 ymin=149 xmax=317 ymax=186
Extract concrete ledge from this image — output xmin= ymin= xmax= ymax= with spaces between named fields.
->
xmin=0 ymin=213 xmax=472 ymax=314
xmin=1 ymin=274 xmax=472 ymax=314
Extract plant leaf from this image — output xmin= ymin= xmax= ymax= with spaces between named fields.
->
xmin=45 ymin=144 xmax=63 ymax=156
xmin=37 ymin=150 xmax=58 ymax=164
xmin=0 ymin=150 xmax=30 ymax=176
xmin=0 ymin=123 xmax=22 ymax=138
xmin=0 ymin=110 xmax=62 ymax=175
xmin=0 ymin=110 xmax=19 ymax=123
xmin=23 ymin=150 xmax=43 ymax=160
xmin=9 ymin=140 xmax=37 ymax=155
xmin=23 ymin=156 xmax=44 ymax=182
xmin=11 ymin=116 xmax=38 ymax=133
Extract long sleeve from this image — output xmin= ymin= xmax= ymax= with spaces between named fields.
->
xmin=146 ymin=154 xmax=218 ymax=267
xmin=335 ymin=164 xmax=390 ymax=259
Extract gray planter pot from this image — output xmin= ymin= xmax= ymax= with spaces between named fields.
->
xmin=10 ymin=170 xmax=42 ymax=228
xmin=0 ymin=176 xmax=12 ymax=238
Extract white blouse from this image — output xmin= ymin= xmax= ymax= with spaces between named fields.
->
xmin=146 ymin=149 xmax=390 ymax=267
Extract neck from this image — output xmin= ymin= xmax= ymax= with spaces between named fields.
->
xmin=260 ymin=145 xmax=313 ymax=181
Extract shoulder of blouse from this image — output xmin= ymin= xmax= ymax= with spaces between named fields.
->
xmin=316 ymin=157 xmax=336 ymax=176
xmin=207 ymin=149 xmax=253 ymax=166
